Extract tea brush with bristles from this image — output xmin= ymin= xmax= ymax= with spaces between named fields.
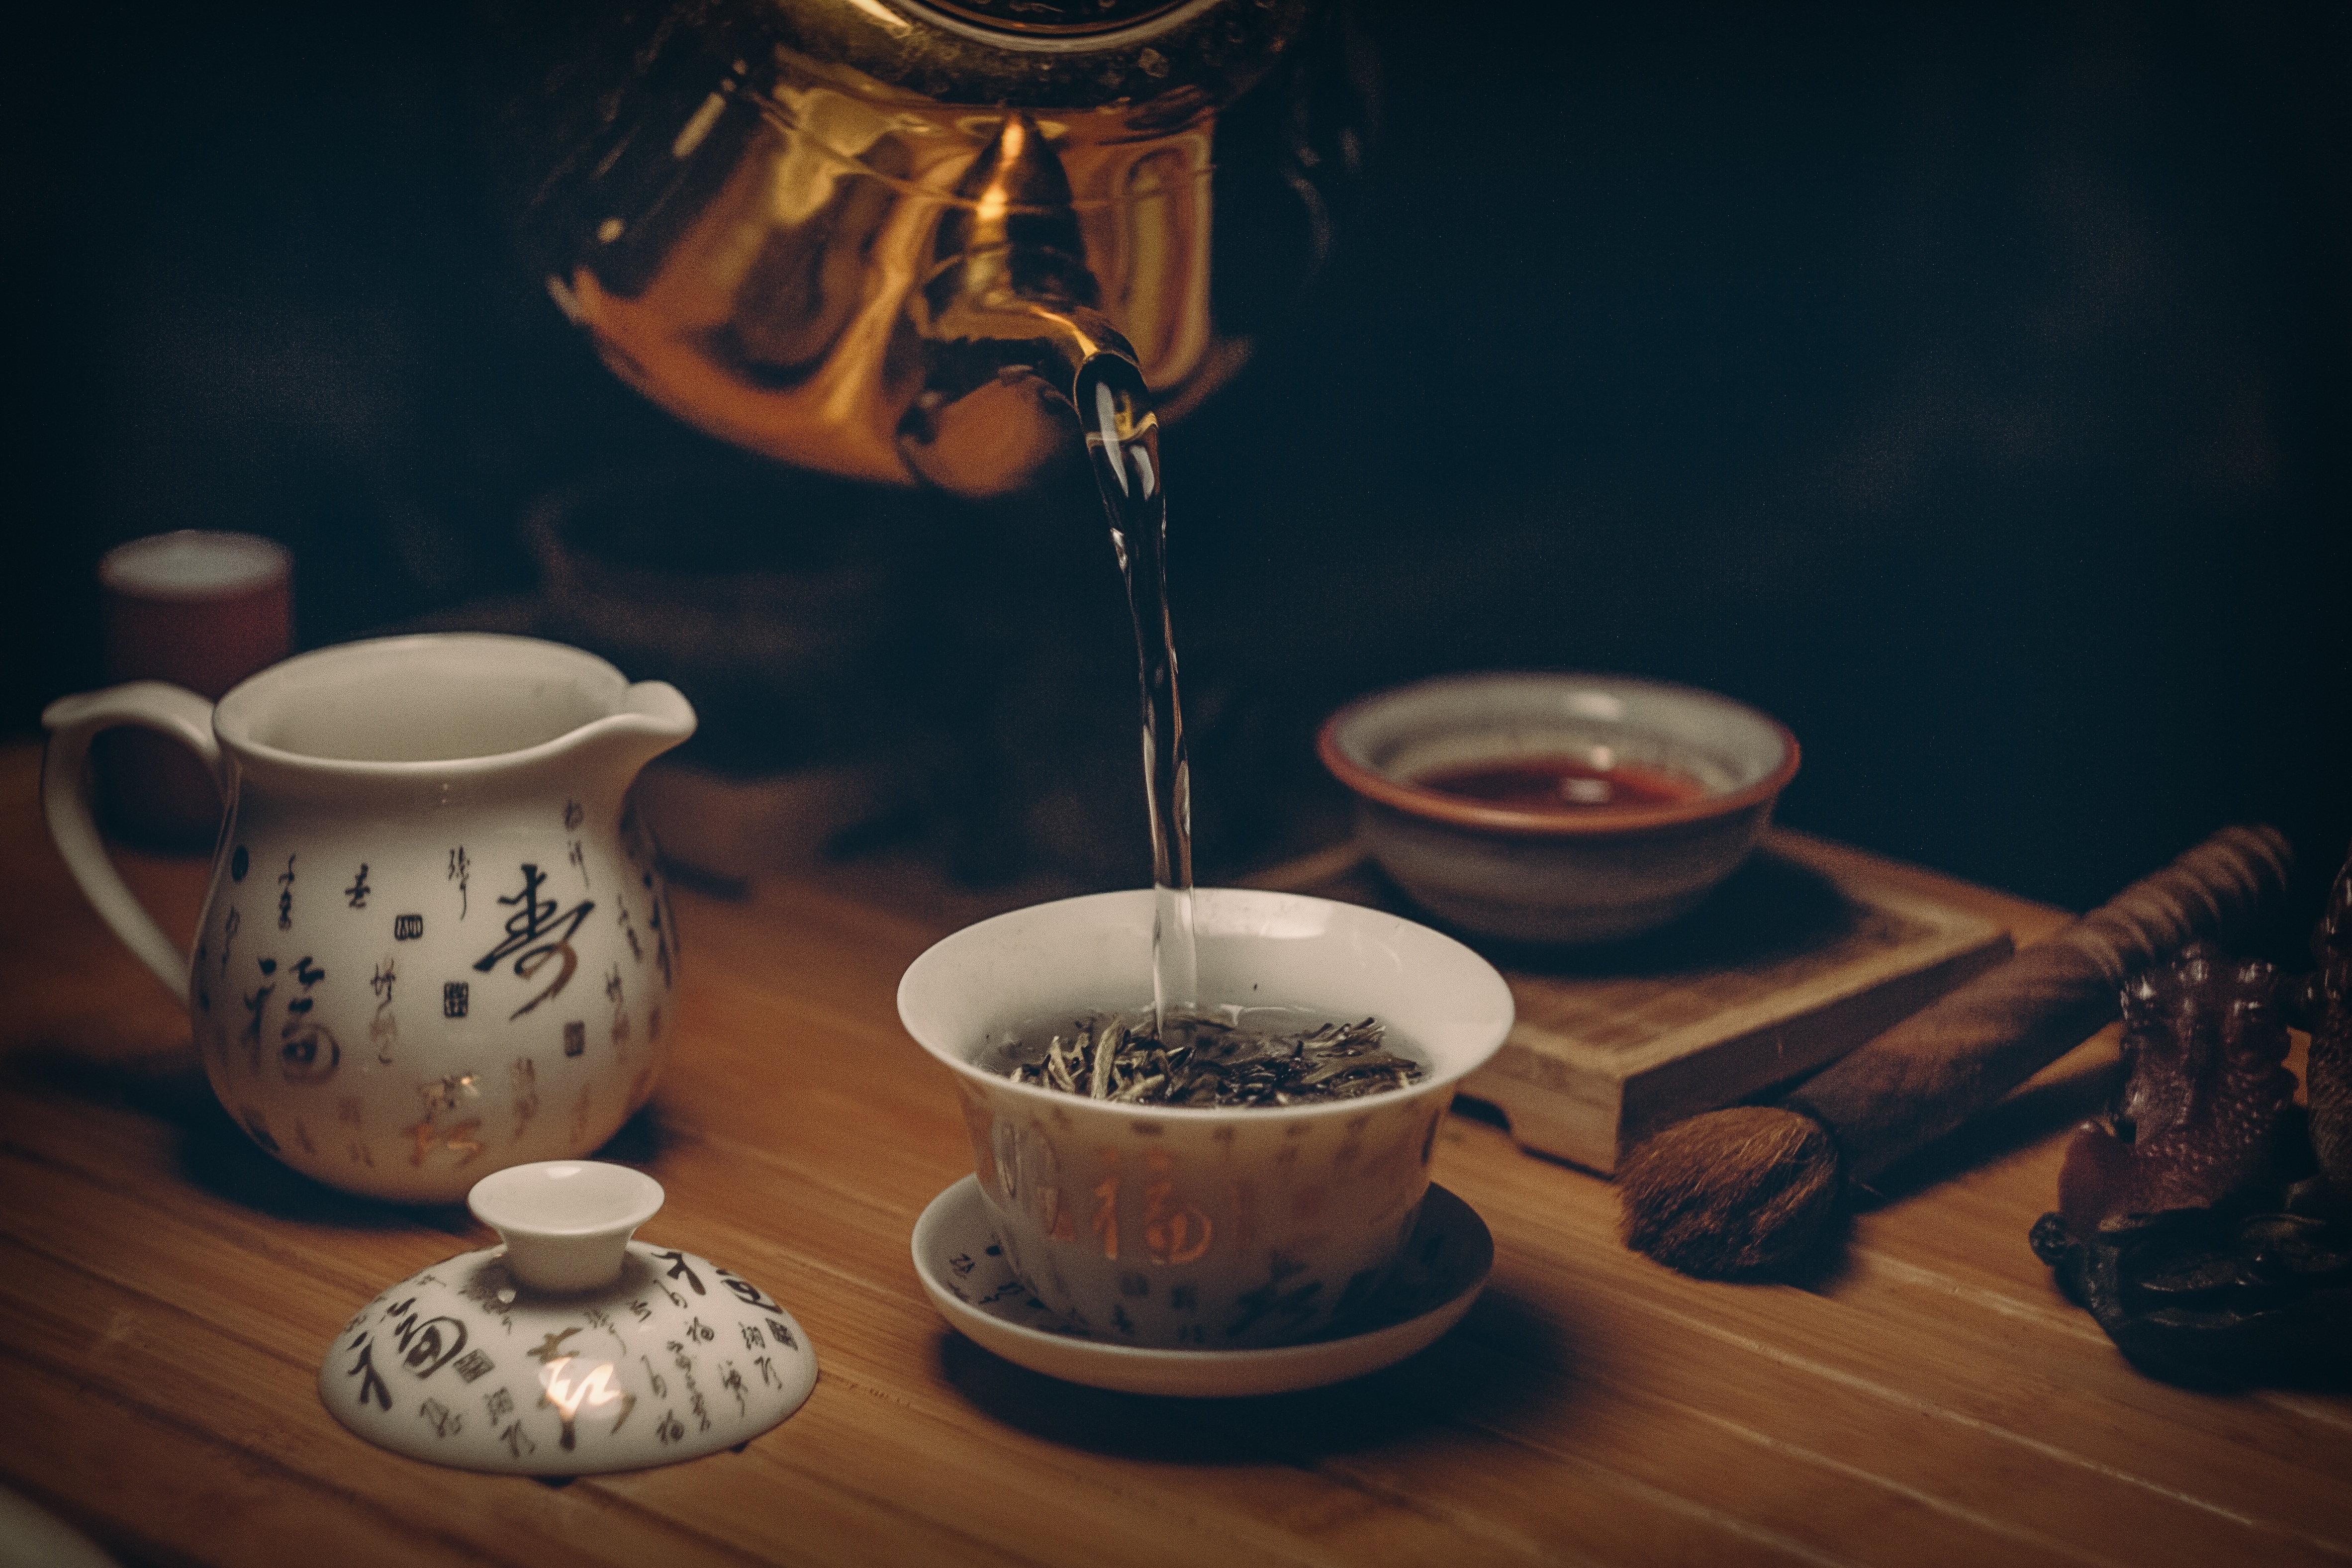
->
xmin=1616 ymin=824 xmax=2295 ymax=1279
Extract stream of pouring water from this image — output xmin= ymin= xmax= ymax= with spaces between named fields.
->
xmin=1076 ymin=351 xmax=1196 ymax=1034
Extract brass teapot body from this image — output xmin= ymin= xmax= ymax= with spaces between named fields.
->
xmin=500 ymin=0 xmax=1358 ymax=496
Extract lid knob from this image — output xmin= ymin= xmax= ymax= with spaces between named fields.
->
xmin=468 ymin=1161 xmax=665 ymax=1293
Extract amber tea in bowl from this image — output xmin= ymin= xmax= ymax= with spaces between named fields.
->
xmin=898 ymin=888 xmax=1513 ymax=1350
xmin=1319 ymin=671 xmax=1800 ymax=944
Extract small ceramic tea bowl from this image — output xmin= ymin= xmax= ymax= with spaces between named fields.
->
xmin=1317 ymin=671 xmax=1799 ymax=944
xmin=898 ymin=889 xmax=1513 ymax=1350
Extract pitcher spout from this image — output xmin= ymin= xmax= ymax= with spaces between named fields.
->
xmin=568 ymin=679 xmax=698 ymax=779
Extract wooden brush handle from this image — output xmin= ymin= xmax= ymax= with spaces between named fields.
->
xmin=1783 ymin=825 xmax=2294 ymax=1188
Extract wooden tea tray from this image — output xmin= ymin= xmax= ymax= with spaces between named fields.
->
xmin=1250 ymin=828 xmax=2016 ymax=1173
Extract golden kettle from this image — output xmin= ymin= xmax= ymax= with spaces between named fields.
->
xmin=494 ymin=0 xmax=1364 ymax=496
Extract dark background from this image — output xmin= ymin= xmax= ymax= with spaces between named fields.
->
xmin=7 ymin=3 xmax=2345 ymax=931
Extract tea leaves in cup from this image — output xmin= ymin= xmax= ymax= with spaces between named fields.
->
xmin=980 ymin=1010 xmax=1425 ymax=1107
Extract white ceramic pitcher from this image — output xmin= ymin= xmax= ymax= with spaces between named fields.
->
xmin=42 ymin=633 xmax=696 ymax=1202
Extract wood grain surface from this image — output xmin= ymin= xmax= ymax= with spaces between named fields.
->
xmin=1 ymin=740 xmax=2345 ymax=1567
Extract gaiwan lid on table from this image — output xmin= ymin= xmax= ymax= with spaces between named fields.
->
xmin=319 ymin=1161 xmax=816 ymax=1475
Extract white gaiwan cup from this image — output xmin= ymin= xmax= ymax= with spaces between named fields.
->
xmin=898 ymin=888 xmax=1514 ymax=1351
xmin=318 ymin=1161 xmax=815 ymax=1475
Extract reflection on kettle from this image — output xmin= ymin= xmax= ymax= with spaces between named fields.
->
xmin=489 ymin=0 xmax=1371 ymax=495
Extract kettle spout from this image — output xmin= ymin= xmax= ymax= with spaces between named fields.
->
xmin=571 ymin=679 xmax=698 ymax=778
xmin=896 ymin=111 xmax=1138 ymax=497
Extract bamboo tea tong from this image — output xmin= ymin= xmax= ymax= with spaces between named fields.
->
xmin=1618 ymin=825 xmax=2295 ymax=1278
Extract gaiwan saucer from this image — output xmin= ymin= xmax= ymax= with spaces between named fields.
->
xmin=320 ymin=1162 xmax=817 ymax=1476
xmin=912 ymin=1176 xmax=1493 ymax=1397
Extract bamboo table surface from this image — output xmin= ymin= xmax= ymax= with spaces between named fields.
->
xmin=1 ymin=737 xmax=2346 ymax=1568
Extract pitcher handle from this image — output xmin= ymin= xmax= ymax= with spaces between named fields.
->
xmin=40 ymin=681 xmax=220 ymax=1003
